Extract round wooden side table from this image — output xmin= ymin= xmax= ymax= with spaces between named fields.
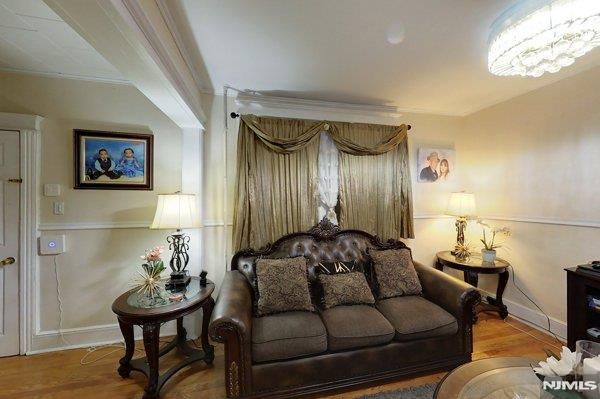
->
xmin=436 ymin=250 xmax=510 ymax=321
xmin=112 ymin=276 xmax=215 ymax=399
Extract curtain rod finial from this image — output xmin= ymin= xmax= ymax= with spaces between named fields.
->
xmin=230 ymin=112 xmax=240 ymax=119
xmin=407 ymin=124 xmax=412 ymax=131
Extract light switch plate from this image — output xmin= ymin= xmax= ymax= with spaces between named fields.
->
xmin=44 ymin=184 xmax=61 ymax=197
xmin=39 ymin=235 xmax=66 ymax=255
xmin=53 ymin=201 xmax=64 ymax=215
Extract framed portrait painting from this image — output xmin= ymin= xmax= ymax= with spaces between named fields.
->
xmin=74 ymin=129 xmax=153 ymax=190
xmin=417 ymin=148 xmax=455 ymax=183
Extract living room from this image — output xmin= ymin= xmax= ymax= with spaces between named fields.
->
xmin=1 ymin=0 xmax=599 ymax=398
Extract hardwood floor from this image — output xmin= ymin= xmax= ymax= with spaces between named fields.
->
xmin=0 ymin=313 xmax=562 ymax=399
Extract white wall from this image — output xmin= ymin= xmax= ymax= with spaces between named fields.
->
xmin=0 ymin=71 xmax=186 ymax=352
xmin=461 ymin=66 xmax=600 ymax=336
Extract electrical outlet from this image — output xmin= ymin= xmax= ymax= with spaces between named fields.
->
xmin=53 ymin=202 xmax=64 ymax=215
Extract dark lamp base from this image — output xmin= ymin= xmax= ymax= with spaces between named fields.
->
xmin=166 ymin=271 xmax=191 ymax=292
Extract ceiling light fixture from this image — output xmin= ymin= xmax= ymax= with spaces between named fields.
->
xmin=488 ymin=0 xmax=600 ymax=77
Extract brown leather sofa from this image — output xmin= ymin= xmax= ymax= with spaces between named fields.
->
xmin=209 ymin=221 xmax=481 ymax=398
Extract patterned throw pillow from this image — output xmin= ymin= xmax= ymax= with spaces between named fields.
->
xmin=370 ymin=249 xmax=422 ymax=299
xmin=318 ymin=272 xmax=376 ymax=309
xmin=255 ymin=257 xmax=314 ymax=316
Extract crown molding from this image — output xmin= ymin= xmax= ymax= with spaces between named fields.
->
xmin=0 ymin=67 xmax=131 ymax=86
xmin=119 ymin=0 xmax=206 ymax=126
xmin=235 ymin=92 xmax=402 ymax=119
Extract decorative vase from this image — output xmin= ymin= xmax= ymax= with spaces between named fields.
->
xmin=482 ymin=249 xmax=497 ymax=263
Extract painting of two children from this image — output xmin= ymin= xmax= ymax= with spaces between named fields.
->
xmin=75 ymin=130 xmax=153 ymax=190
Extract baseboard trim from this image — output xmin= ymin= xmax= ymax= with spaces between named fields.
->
xmin=27 ymin=321 xmax=199 ymax=355
xmin=479 ymin=291 xmax=567 ymax=340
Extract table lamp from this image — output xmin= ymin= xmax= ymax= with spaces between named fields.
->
xmin=150 ymin=193 xmax=200 ymax=291
xmin=445 ymin=192 xmax=477 ymax=254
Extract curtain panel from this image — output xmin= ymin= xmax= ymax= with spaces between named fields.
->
xmin=336 ymin=122 xmax=414 ymax=240
xmin=232 ymin=115 xmax=414 ymax=251
xmin=232 ymin=116 xmax=320 ymax=251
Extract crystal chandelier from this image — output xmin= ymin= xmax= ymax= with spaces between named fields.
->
xmin=489 ymin=0 xmax=600 ymax=77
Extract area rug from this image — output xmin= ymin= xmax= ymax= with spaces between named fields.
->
xmin=357 ymin=383 xmax=438 ymax=399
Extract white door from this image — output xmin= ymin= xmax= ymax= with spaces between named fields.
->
xmin=0 ymin=130 xmax=20 ymax=357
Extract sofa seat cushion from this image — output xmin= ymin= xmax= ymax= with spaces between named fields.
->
xmin=377 ymin=296 xmax=458 ymax=341
xmin=321 ymin=305 xmax=395 ymax=351
xmin=252 ymin=311 xmax=327 ymax=363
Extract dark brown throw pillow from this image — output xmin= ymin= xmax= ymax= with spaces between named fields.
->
xmin=318 ymin=272 xmax=375 ymax=309
xmin=370 ymin=249 xmax=422 ymax=299
xmin=255 ymin=257 xmax=314 ymax=316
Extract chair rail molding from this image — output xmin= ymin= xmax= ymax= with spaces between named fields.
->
xmin=0 ymin=112 xmax=44 ymax=355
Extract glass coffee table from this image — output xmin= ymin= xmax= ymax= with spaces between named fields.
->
xmin=435 ymin=357 xmax=551 ymax=399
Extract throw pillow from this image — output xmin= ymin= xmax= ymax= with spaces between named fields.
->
xmin=370 ymin=248 xmax=422 ymax=299
xmin=315 ymin=260 xmax=365 ymax=275
xmin=318 ymin=271 xmax=375 ymax=309
xmin=255 ymin=257 xmax=314 ymax=316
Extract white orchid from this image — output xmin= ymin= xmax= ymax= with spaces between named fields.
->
xmin=533 ymin=346 xmax=582 ymax=377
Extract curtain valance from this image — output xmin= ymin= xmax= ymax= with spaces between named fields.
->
xmin=240 ymin=114 xmax=408 ymax=156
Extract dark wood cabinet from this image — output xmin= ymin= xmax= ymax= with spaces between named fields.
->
xmin=566 ymin=267 xmax=600 ymax=349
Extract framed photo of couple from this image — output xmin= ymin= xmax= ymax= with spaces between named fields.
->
xmin=74 ymin=129 xmax=154 ymax=190
xmin=417 ymin=148 xmax=455 ymax=183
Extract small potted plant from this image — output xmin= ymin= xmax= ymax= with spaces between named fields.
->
xmin=478 ymin=220 xmax=511 ymax=263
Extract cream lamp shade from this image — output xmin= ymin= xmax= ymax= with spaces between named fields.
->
xmin=150 ymin=193 xmax=200 ymax=230
xmin=446 ymin=192 xmax=477 ymax=218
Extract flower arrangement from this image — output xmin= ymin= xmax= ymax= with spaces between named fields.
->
xmin=533 ymin=347 xmax=582 ymax=377
xmin=478 ymin=220 xmax=511 ymax=251
xmin=131 ymin=246 xmax=166 ymax=298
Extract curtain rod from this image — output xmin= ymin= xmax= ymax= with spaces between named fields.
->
xmin=229 ymin=112 xmax=412 ymax=130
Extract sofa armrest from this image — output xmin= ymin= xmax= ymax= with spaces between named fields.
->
xmin=209 ymin=270 xmax=253 ymax=397
xmin=414 ymin=261 xmax=481 ymax=323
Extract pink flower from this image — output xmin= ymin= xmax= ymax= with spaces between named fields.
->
xmin=141 ymin=245 xmax=164 ymax=262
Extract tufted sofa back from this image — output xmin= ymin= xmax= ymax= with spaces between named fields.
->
xmin=231 ymin=221 xmax=410 ymax=290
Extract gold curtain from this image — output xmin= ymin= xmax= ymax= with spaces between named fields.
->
xmin=232 ymin=116 xmax=320 ymax=250
xmin=232 ymin=115 xmax=413 ymax=251
xmin=336 ymin=122 xmax=414 ymax=239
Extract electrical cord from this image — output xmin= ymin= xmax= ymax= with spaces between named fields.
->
xmin=53 ymin=255 xmax=72 ymax=348
xmin=53 ymin=256 xmax=175 ymax=365
xmin=505 ymin=264 xmax=564 ymax=347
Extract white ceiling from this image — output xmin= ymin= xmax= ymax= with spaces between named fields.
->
xmin=0 ymin=0 xmax=126 ymax=83
xmin=179 ymin=0 xmax=600 ymax=116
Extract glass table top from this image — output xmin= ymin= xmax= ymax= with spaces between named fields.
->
xmin=458 ymin=366 xmax=545 ymax=399
xmin=126 ymin=278 xmax=201 ymax=309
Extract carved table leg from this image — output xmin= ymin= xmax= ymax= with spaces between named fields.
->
xmin=487 ymin=269 xmax=509 ymax=319
xmin=201 ymin=297 xmax=215 ymax=364
xmin=463 ymin=271 xmax=479 ymax=287
xmin=117 ymin=318 xmax=134 ymax=378
xmin=142 ymin=323 xmax=161 ymax=399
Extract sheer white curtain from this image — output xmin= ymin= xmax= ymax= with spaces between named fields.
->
xmin=317 ymin=131 xmax=339 ymax=224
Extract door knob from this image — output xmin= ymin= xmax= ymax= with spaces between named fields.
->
xmin=0 ymin=257 xmax=15 ymax=266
